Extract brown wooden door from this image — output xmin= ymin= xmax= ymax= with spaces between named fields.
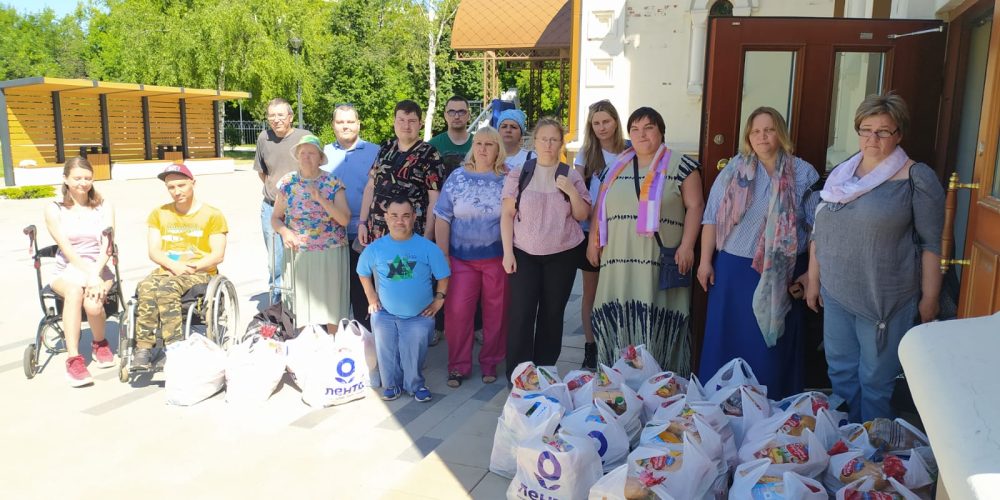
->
xmin=700 ymin=17 xmax=947 ymax=192
xmin=693 ymin=17 xmax=947 ymax=370
xmin=958 ymin=7 xmax=1000 ymax=318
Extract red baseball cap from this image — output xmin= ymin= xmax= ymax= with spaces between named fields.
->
xmin=157 ymin=163 xmax=194 ymax=181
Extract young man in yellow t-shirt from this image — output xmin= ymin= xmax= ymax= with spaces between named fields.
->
xmin=132 ymin=164 xmax=229 ymax=370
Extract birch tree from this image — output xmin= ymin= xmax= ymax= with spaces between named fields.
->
xmin=422 ymin=0 xmax=460 ymax=141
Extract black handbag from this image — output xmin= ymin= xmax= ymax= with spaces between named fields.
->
xmin=631 ymin=157 xmax=691 ymax=290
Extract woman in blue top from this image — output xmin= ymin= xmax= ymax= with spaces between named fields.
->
xmin=697 ymin=107 xmax=819 ymax=399
xmin=434 ymin=126 xmax=509 ymax=386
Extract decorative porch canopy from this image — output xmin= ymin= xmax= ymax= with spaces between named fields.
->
xmin=451 ymin=0 xmax=572 ymax=112
xmin=0 ymin=77 xmax=249 ymax=185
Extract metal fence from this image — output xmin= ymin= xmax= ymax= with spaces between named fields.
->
xmin=223 ymin=119 xmax=267 ymax=146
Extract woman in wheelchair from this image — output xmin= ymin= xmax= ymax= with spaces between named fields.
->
xmin=44 ymin=157 xmax=116 ymax=386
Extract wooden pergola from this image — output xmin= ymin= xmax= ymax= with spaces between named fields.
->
xmin=0 ymin=77 xmax=249 ymax=186
xmin=451 ymin=0 xmax=571 ymax=125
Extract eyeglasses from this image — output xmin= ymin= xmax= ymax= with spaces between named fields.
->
xmin=536 ymin=138 xmax=562 ymax=145
xmin=267 ymin=113 xmax=290 ymax=120
xmin=445 ymin=109 xmax=468 ymax=117
xmin=857 ymin=128 xmax=899 ymax=139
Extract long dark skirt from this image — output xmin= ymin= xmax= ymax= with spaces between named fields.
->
xmin=698 ymin=251 xmax=806 ymax=400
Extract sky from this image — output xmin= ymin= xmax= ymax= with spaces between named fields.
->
xmin=5 ymin=0 xmax=85 ymax=17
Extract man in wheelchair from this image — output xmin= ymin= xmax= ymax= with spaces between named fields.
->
xmin=132 ymin=163 xmax=228 ymax=370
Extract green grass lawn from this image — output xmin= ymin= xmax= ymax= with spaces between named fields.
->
xmin=224 ymin=149 xmax=255 ymax=161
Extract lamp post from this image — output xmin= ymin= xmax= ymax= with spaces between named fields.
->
xmin=289 ymin=36 xmax=304 ymax=129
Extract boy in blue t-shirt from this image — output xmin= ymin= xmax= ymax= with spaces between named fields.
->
xmin=358 ymin=197 xmax=450 ymax=402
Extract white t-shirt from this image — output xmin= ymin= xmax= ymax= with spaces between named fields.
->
xmin=574 ymin=148 xmax=621 ymax=231
xmin=505 ymin=149 xmax=534 ymax=170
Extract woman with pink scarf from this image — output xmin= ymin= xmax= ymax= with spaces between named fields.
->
xmin=587 ymin=107 xmax=704 ymax=373
xmin=697 ymin=107 xmax=819 ymax=399
xmin=806 ymin=94 xmax=944 ymax=422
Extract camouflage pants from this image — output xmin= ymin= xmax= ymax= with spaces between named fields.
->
xmin=134 ymin=270 xmax=211 ymax=348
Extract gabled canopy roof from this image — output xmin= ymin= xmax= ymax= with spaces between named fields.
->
xmin=0 ymin=77 xmax=250 ymax=101
xmin=451 ymin=0 xmax=571 ymax=52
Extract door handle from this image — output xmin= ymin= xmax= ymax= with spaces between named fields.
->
xmin=940 ymin=173 xmax=980 ymax=274
xmin=716 ymin=158 xmax=728 ymax=171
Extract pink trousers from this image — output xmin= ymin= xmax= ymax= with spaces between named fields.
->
xmin=445 ymin=256 xmax=508 ymax=377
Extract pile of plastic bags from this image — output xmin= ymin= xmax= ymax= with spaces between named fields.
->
xmin=490 ymin=347 xmax=938 ymax=500
xmin=164 ymin=318 xmax=378 ymax=408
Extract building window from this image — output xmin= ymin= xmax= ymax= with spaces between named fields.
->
xmin=710 ymin=0 xmax=734 ymax=17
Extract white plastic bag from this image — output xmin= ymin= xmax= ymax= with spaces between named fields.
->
xmin=507 ymin=431 xmax=604 ymax=500
xmin=625 ymin=437 xmax=720 ymax=500
xmin=835 ymin=477 xmax=921 ymax=500
xmin=284 ymin=324 xmax=328 ymax=384
xmin=702 ymin=357 xmax=761 ymax=397
xmin=165 ymin=333 xmax=226 ymax=406
xmin=640 ymin=413 xmax=724 ymax=467
xmin=561 ymin=400 xmax=630 ymax=472
xmin=653 ymin=394 xmax=738 ymax=468
xmin=299 ymin=323 xmax=371 ymax=407
xmin=571 ymin=365 xmax=643 ymax=447
xmin=611 ymin=344 xmax=662 ymax=392
xmin=773 ymin=391 xmax=849 ymax=428
xmin=637 ymin=371 xmax=690 ymax=423
xmin=510 ymin=362 xmax=573 ymax=412
xmin=490 ymin=392 xmax=565 ymax=478
xmin=225 ymin=336 xmax=286 ymax=404
xmin=588 ymin=463 xmax=628 ymax=500
xmin=709 ymin=384 xmax=771 ymax=447
xmin=825 ymin=446 xmax=936 ymax=494
xmin=339 ymin=318 xmax=379 ymax=387
xmin=738 ymin=429 xmax=830 ymax=479
xmin=729 ymin=458 xmax=828 ymax=500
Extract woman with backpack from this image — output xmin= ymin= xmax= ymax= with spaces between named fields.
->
xmin=500 ymin=117 xmax=591 ymax=383
xmin=587 ymin=107 xmax=704 ymax=373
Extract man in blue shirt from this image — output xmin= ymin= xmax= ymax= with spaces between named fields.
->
xmin=322 ymin=104 xmax=379 ymax=330
xmin=358 ymin=196 xmax=450 ymax=402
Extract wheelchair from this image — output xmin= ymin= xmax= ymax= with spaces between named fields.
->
xmin=22 ymin=224 xmax=127 ymax=379
xmin=116 ymin=263 xmax=241 ymax=383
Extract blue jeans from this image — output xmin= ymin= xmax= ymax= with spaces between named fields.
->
xmin=822 ymin=289 xmax=919 ymax=423
xmin=261 ymin=200 xmax=283 ymax=303
xmin=372 ymin=311 xmax=434 ymax=394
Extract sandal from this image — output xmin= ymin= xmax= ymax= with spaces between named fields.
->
xmin=447 ymin=371 xmax=463 ymax=388
xmin=482 ymin=374 xmax=497 ymax=384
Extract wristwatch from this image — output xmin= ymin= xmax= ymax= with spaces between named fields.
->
xmin=434 ymin=291 xmax=447 ymax=300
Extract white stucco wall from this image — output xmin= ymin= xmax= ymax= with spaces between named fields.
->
xmin=570 ymin=0 xmax=836 ymax=156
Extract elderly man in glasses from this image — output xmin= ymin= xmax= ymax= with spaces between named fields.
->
xmin=428 ymin=95 xmax=472 ymax=181
xmin=254 ymin=97 xmax=312 ymax=304
xmin=321 ymin=103 xmax=380 ymax=330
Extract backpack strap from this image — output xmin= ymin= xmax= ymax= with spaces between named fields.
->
xmin=514 ymin=158 xmax=538 ymax=217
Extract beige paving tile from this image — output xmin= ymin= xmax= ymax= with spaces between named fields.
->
xmin=390 ymin=453 xmax=487 ymax=498
xmin=470 ymin=471 xmax=511 ymax=499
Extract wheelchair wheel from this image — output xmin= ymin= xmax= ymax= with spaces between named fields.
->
xmin=23 ymin=344 xmax=38 ymax=379
xmin=40 ymin=322 xmax=63 ymax=353
xmin=117 ymin=300 xmax=136 ymax=384
xmin=204 ymin=275 xmax=239 ymax=350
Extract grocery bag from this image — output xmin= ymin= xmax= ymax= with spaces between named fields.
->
xmin=224 ymin=336 xmax=286 ymax=404
xmin=611 ymin=344 xmax=662 ymax=392
xmin=339 ymin=318 xmax=379 ymax=387
xmin=773 ymin=391 xmax=849 ymax=428
xmin=625 ymin=437 xmax=719 ymax=500
xmin=510 ymin=362 xmax=573 ymax=412
xmin=738 ymin=429 xmax=830 ymax=479
xmin=825 ymin=446 xmax=936 ymax=494
xmin=507 ymin=431 xmax=603 ymax=500
xmin=638 ymin=371 xmax=690 ymax=422
xmin=561 ymin=400 xmax=630 ymax=472
xmin=571 ymin=365 xmax=643 ymax=447
xmin=653 ymin=393 xmax=739 ymax=468
xmin=835 ymin=477 xmax=921 ymax=500
xmin=709 ymin=383 xmax=771 ymax=447
xmin=165 ymin=333 xmax=226 ymax=406
xmin=490 ymin=392 xmax=565 ymax=478
xmin=284 ymin=324 xmax=329 ymax=384
xmin=729 ymin=458 xmax=828 ymax=500
xmin=640 ymin=412 xmax=724 ymax=467
xmin=299 ymin=322 xmax=370 ymax=407
xmin=702 ymin=357 xmax=761 ymax=397
xmin=588 ymin=463 xmax=628 ymax=500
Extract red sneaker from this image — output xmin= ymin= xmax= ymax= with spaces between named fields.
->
xmin=66 ymin=355 xmax=93 ymax=387
xmin=91 ymin=339 xmax=115 ymax=369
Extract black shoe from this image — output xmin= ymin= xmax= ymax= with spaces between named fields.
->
xmin=582 ymin=342 xmax=597 ymax=371
xmin=132 ymin=348 xmax=152 ymax=371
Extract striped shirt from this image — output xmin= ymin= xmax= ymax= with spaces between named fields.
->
xmin=702 ymin=156 xmax=819 ymax=258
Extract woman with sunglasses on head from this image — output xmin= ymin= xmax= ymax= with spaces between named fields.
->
xmin=806 ymin=93 xmax=944 ymax=422
xmin=573 ymin=100 xmax=627 ymax=370
xmin=588 ymin=107 xmax=704 ymax=373
xmin=697 ymin=107 xmax=819 ymax=400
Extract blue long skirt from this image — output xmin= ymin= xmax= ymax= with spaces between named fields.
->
xmin=698 ymin=251 xmax=806 ymax=400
